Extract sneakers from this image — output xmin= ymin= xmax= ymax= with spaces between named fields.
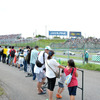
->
xmin=56 ymin=94 xmax=62 ymax=99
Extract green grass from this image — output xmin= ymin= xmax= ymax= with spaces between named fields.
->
xmin=55 ymin=55 xmax=92 ymax=61
xmin=12 ymin=39 xmax=66 ymax=48
xmin=59 ymin=61 xmax=100 ymax=71
xmin=0 ymin=86 xmax=4 ymax=96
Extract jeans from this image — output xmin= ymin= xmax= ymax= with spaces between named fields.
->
xmin=0 ymin=54 xmax=1 ymax=62
xmin=23 ymin=60 xmax=27 ymax=72
xmin=9 ymin=56 xmax=14 ymax=65
xmin=2 ymin=54 xmax=6 ymax=63
xmin=31 ymin=63 xmax=36 ymax=80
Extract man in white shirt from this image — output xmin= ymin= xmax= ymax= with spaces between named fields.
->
xmin=34 ymin=46 xmax=51 ymax=94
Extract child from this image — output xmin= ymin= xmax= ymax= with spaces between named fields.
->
xmin=56 ymin=68 xmax=66 ymax=99
xmin=18 ymin=51 xmax=24 ymax=69
xmin=64 ymin=59 xmax=78 ymax=100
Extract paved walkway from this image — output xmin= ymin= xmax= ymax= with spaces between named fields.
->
xmin=0 ymin=62 xmax=100 ymax=100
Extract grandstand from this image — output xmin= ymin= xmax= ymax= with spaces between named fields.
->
xmin=0 ymin=34 xmax=39 ymax=45
xmin=50 ymin=37 xmax=100 ymax=49
xmin=0 ymin=34 xmax=21 ymax=45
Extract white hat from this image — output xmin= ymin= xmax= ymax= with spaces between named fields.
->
xmin=45 ymin=46 xmax=51 ymax=50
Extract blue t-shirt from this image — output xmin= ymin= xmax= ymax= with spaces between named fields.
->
xmin=85 ymin=53 xmax=89 ymax=58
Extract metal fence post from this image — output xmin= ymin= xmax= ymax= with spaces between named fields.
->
xmin=83 ymin=43 xmax=86 ymax=64
xmin=82 ymin=70 xmax=84 ymax=100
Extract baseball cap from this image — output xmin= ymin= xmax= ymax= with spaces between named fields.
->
xmin=45 ymin=46 xmax=51 ymax=50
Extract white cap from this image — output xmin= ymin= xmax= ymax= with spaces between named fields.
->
xmin=45 ymin=46 xmax=51 ymax=50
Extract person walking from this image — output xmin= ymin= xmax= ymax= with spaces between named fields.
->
xmin=45 ymin=50 xmax=65 ymax=100
xmin=30 ymin=46 xmax=39 ymax=80
xmin=34 ymin=46 xmax=51 ymax=94
xmin=64 ymin=59 xmax=78 ymax=100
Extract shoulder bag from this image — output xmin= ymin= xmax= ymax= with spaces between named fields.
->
xmin=65 ymin=68 xmax=74 ymax=85
xmin=46 ymin=60 xmax=60 ymax=78
xmin=36 ymin=52 xmax=45 ymax=68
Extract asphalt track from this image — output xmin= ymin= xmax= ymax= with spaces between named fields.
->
xmin=0 ymin=62 xmax=100 ymax=100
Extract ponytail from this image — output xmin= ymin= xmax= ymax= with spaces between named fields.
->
xmin=47 ymin=50 xmax=55 ymax=60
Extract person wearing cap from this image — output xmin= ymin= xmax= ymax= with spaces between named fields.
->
xmin=34 ymin=46 xmax=51 ymax=95
xmin=85 ymin=51 xmax=89 ymax=63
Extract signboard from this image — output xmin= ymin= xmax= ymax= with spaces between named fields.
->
xmin=69 ymin=32 xmax=81 ymax=37
xmin=49 ymin=31 xmax=67 ymax=36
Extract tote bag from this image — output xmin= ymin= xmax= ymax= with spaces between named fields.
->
xmin=65 ymin=68 xmax=74 ymax=85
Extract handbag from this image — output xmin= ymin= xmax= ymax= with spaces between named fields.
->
xmin=36 ymin=52 xmax=45 ymax=68
xmin=36 ymin=59 xmax=43 ymax=67
xmin=46 ymin=60 xmax=60 ymax=78
xmin=65 ymin=68 xmax=74 ymax=85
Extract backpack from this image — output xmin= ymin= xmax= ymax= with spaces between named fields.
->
xmin=10 ymin=50 xmax=15 ymax=57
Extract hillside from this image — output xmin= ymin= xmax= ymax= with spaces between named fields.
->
xmin=12 ymin=39 xmax=66 ymax=48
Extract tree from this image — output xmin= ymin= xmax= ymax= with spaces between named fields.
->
xmin=35 ymin=35 xmax=46 ymax=38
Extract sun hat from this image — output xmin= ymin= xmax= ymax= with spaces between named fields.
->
xmin=45 ymin=46 xmax=51 ymax=50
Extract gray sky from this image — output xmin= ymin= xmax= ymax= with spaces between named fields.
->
xmin=0 ymin=0 xmax=100 ymax=38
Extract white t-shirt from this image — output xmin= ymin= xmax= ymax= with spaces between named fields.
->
xmin=45 ymin=59 xmax=60 ymax=78
xmin=7 ymin=48 xmax=10 ymax=55
xmin=34 ymin=51 xmax=48 ymax=74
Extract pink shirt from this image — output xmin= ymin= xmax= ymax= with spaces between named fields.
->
xmin=64 ymin=67 xmax=78 ymax=87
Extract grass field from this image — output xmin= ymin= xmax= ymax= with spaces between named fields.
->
xmin=59 ymin=61 xmax=100 ymax=71
xmin=55 ymin=55 xmax=92 ymax=61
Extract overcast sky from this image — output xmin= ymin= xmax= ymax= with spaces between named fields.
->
xmin=0 ymin=0 xmax=100 ymax=38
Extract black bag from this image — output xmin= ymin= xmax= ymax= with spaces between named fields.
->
xmin=36 ymin=60 xmax=43 ymax=67
xmin=36 ymin=52 xmax=45 ymax=68
xmin=10 ymin=50 xmax=15 ymax=57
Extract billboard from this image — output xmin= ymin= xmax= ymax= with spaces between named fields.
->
xmin=49 ymin=31 xmax=67 ymax=36
xmin=69 ymin=32 xmax=81 ymax=37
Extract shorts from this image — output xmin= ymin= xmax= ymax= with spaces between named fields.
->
xmin=68 ymin=86 xmax=77 ymax=96
xmin=36 ymin=72 xmax=46 ymax=82
xmin=58 ymin=82 xmax=64 ymax=88
xmin=47 ymin=77 xmax=56 ymax=91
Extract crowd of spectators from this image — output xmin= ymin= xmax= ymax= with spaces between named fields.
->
xmin=0 ymin=34 xmax=35 ymax=45
xmin=51 ymin=37 xmax=100 ymax=49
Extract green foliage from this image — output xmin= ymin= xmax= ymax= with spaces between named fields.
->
xmin=26 ymin=37 xmax=32 ymax=39
xmin=35 ymin=35 xmax=46 ymax=38
xmin=53 ymin=36 xmax=61 ymax=39
xmin=12 ymin=39 xmax=66 ymax=48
